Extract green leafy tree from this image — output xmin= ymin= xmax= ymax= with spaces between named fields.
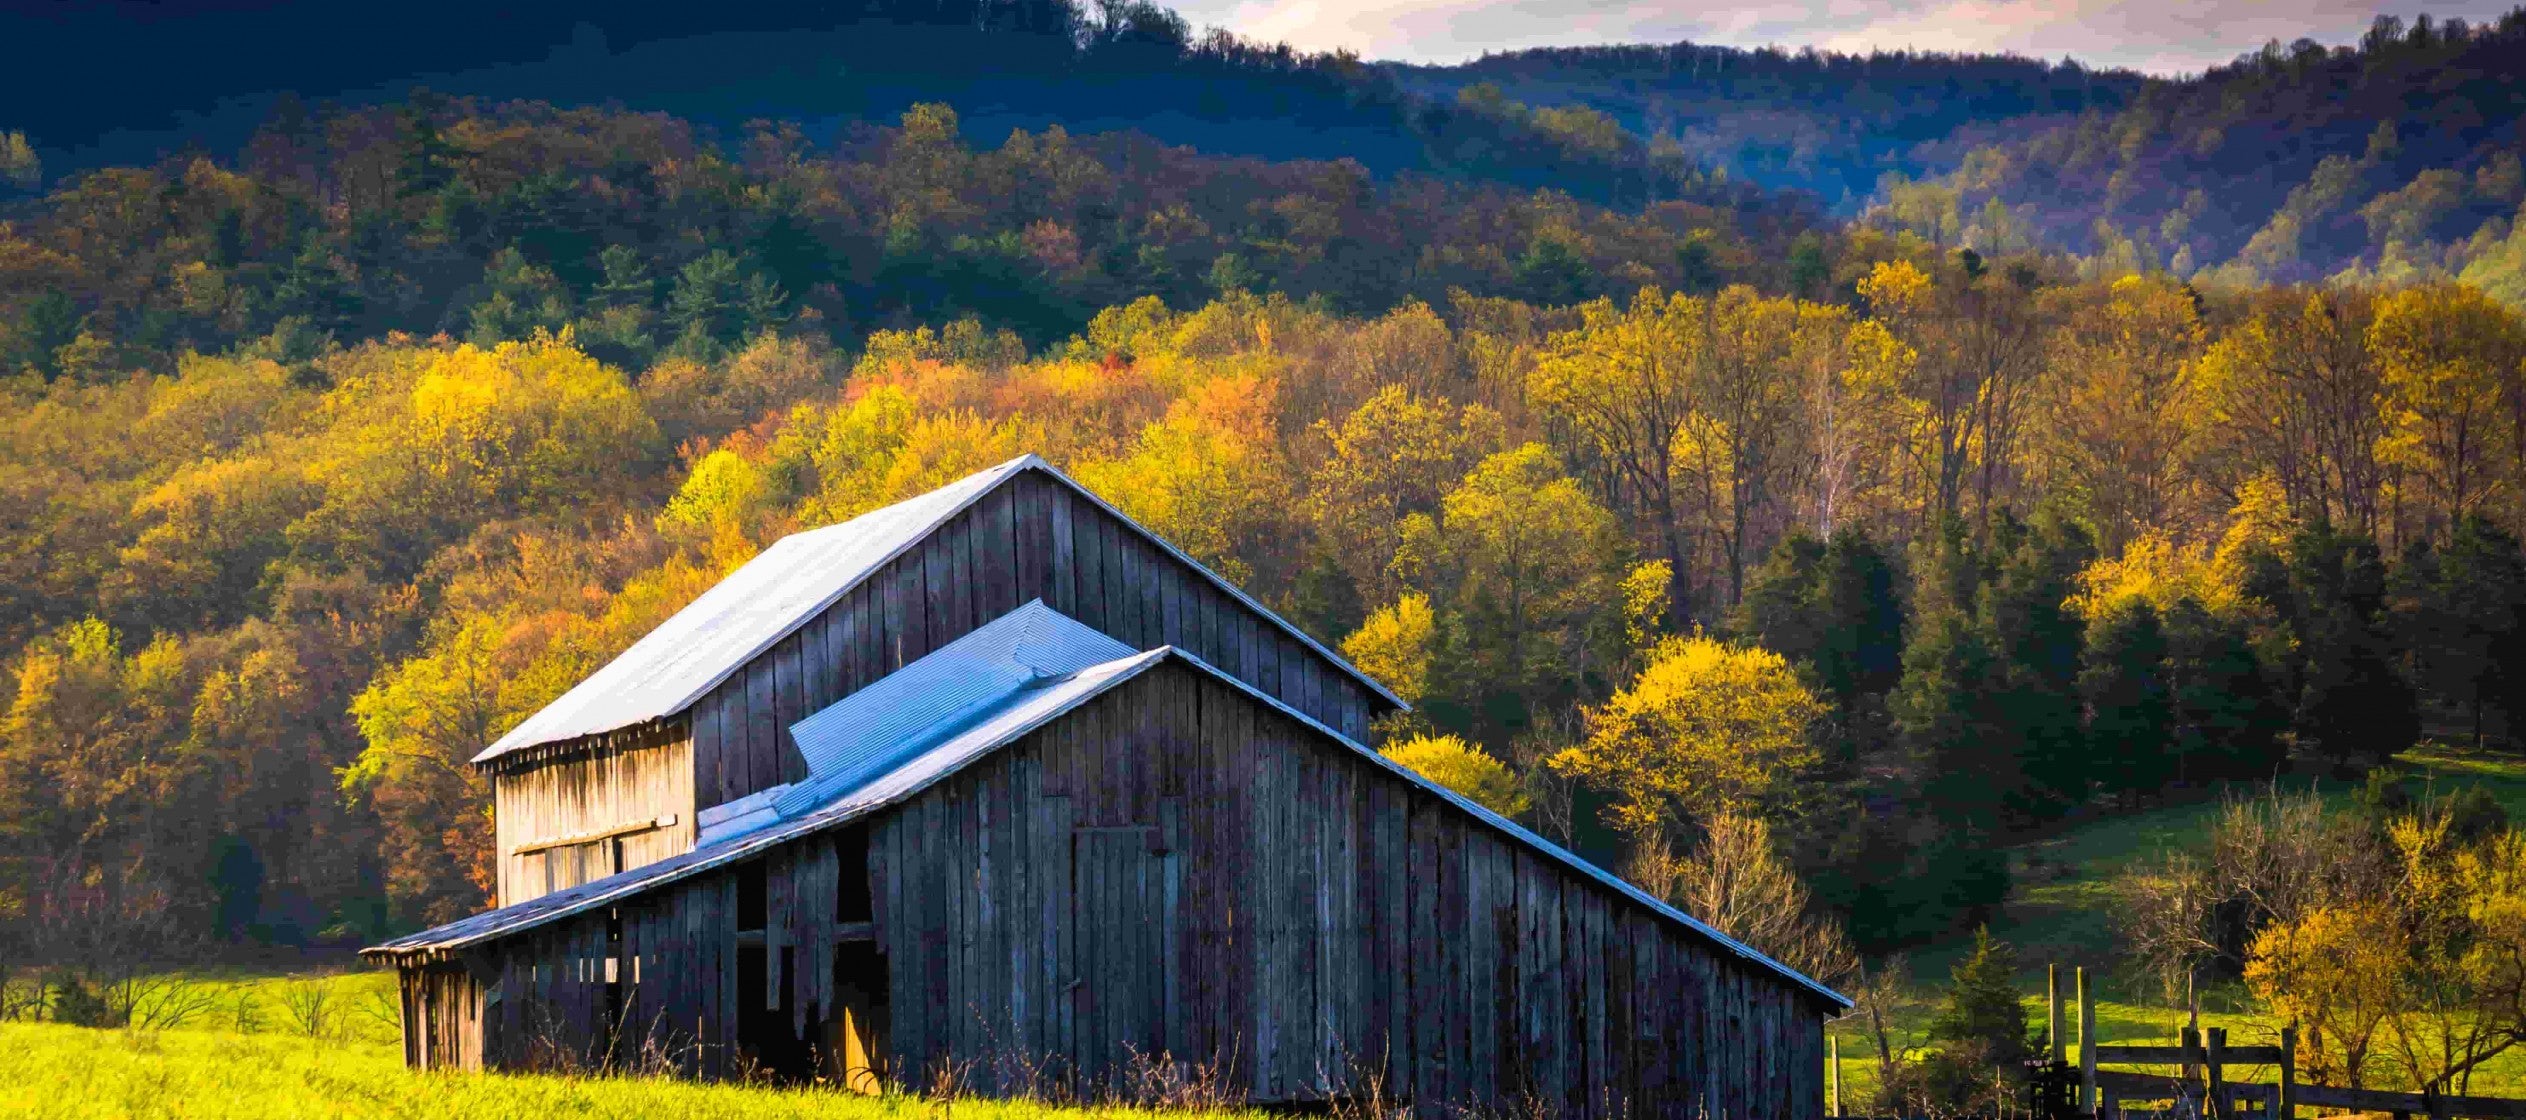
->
xmin=1515 ymin=234 xmax=1596 ymax=306
xmin=7 ymin=290 xmax=78 ymax=379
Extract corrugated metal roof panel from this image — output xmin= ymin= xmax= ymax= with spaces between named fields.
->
xmin=471 ymin=455 xmax=1034 ymax=763
xmin=775 ymin=600 xmax=1135 ymax=818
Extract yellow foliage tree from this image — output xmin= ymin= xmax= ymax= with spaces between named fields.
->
xmin=1341 ymin=593 xmax=1436 ymax=705
xmin=2247 ymin=901 xmax=2404 ymax=1089
xmin=1379 ymin=733 xmax=1530 ymax=818
xmin=2370 ymin=283 xmax=2526 ymax=528
xmin=1552 ymin=634 xmax=1824 ymax=841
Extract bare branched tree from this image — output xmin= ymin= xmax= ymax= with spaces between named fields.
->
xmin=1667 ymin=811 xmax=1861 ymax=992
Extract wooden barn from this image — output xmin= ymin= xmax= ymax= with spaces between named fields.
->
xmin=364 ymin=454 xmax=1849 ymax=1118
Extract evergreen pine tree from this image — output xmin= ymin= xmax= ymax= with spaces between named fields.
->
xmin=1929 ymin=927 xmax=2033 ymax=1064
xmin=2275 ymin=524 xmax=2419 ymax=774
xmin=2394 ymin=517 xmax=2526 ymax=748
xmin=1813 ymin=528 xmax=1907 ymax=706
xmin=1978 ymin=511 xmax=2093 ymax=820
xmin=464 ymin=246 xmax=573 ymax=346
xmin=2080 ymin=597 xmax=2173 ymax=801
xmin=2162 ymin=597 xmax=2285 ymax=782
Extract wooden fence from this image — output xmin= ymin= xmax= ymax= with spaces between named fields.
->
xmin=2053 ymin=965 xmax=2526 ymax=1120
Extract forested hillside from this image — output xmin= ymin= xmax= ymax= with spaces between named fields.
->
xmin=1893 ymin=12 xmax=2526 ymax=293
xmin=1391 ymin=45 xmax=2145 ymax=210
xmin=5 ymin=19 xmax=2526 ymax=1083
xmin=1400 ymin=10 xmax=2526 ymax=298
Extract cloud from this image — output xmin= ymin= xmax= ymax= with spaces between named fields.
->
xmin=1167 ymin=0 xmax=2520 ymax=74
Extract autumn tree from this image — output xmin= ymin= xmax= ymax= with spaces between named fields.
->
xmin=1391 ymin=444 xmax=1625 ymax=732
xmin=2044 ymin=273 xmax=2208 ymax=550
xmin=1307 ymin=385 xmax=1503 ymax=610
xmin=1552 ymin=634 xmax=1825 ymax=851
xmin=1379 ymin=733 xmax=1529 ymax=818
xmin=2194 ymin=290 xmax=2390 ymax=534
xmin=1530 ymin=288 xmax=1703 ymax=620
xmin=2370 ymin=284 xmax=2526 ymax=534
xmin=1680 ymin=287 xmax=1847 ymax=605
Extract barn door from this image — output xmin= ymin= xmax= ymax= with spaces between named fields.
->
xmin=1071 ymin=826 xmax=1177 ymax=1087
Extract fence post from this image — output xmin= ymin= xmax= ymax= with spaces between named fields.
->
xmin=1829 ymin=1032 xmax=1840 ymax=1118
xmin=2079 ymin=966 xmax=2097 ymax=1116
xmin=2050 ymin=964 xmax=2066 ymax=1065
xmin=2181 ymin=1026 xmax=2201 ymax=1116
xmin=2277 ymin=1024 xmax=2294 ymax=1120
xmin=2206 ymin=1026 xmax=2228 ymax=1120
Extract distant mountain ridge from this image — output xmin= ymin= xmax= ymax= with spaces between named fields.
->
xmin=1395 ymin=11 xmax=2526 ymax=292
xmin=1390 ymin=44 xmax=2149 ymax=211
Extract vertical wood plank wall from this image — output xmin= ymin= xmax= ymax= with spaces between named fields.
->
xmin=437 ymin=662 xmax=1828 ymax=1120
xmin=684 ymin=471 xmax=1386 ymax=811
xmin=490 ymin=723 xmax=695 ymax=906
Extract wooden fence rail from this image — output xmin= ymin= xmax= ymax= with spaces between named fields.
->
xmin=2045 ymin=963 xmax=2526 ymax=1120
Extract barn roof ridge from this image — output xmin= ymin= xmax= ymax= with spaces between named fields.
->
xmin=473 ymin=453 xmax=1405 ymax=766
xmin=380 ymin=601 xmax=1847 ymax=1009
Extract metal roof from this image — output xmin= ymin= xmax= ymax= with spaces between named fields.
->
xmin=374 ymin=604 xmax=1847 ymax=1010
xmin=473 ymin=454 xmax=1403 ymax=765
xmin=775 ymin=600 xmax=1136 ymax=819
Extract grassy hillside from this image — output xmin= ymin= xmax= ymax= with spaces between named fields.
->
xmin=1823 ymin=743 xmax=2526 ymax=1107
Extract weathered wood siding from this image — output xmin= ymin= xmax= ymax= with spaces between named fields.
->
xmin=863 ymin=663 xmax=1827 ymax=1119
xmin=427 ymin=661 xmax=1827 ymax=1118
xmin=685 ymin=471 xmax=1386 ymax=810
xmin=491 ymin=721 xmax=695 ymax=906
xmin=401 ymin=962 xmax=487 ymax=1072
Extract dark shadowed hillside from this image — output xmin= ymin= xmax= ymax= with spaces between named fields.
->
xmin=1 ymin=0 xmax=1737 ymax=211
xmin=1390 ymin=44 xmax=2147 ymax=211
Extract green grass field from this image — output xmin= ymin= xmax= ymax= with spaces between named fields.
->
xmin=0 ymin=1018 xmax=1264 ymax=1120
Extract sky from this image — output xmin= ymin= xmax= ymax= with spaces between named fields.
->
xmin=1164 ymin=0 xmax=2522 ymax=73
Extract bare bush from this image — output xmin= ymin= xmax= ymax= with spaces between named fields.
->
xmin=277 ymin=978 xmax=335 ymax=1038
xmin=2112 ymin=783 xmax=2393 ymax=997
xmin=351 ymin=986 xmax=401 ymax=1042
xmin=1120 ymin=1043 xmax=1244 ymax=1113
xmin=114 ymin=974 xmax=219 ymax=1031
xmin=231 ymin=988 xmax=267 ymax=1034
